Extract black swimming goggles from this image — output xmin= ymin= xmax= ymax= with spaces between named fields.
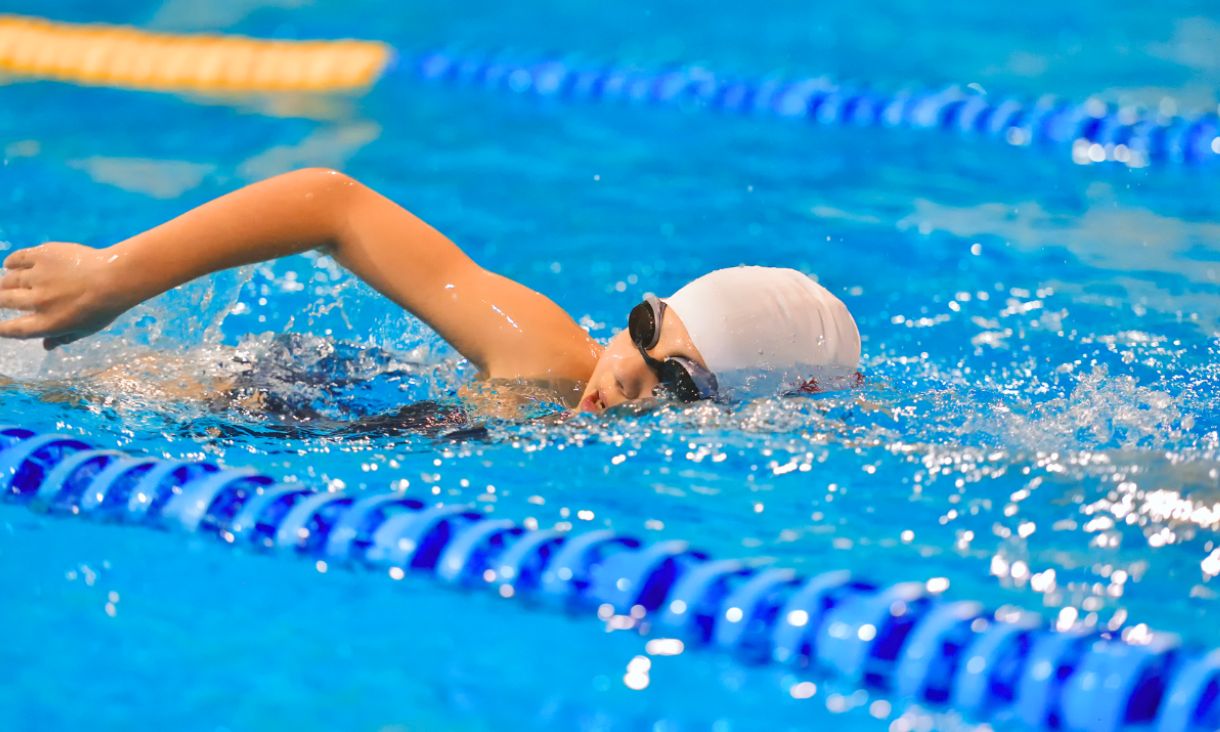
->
xmin=628 ymin=294 xmax=718 ymax=402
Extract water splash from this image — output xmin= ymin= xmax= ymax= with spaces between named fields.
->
xmin=970 ymin=364 xmax=1194 ymax=452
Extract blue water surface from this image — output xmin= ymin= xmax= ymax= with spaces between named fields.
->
xmin=1 ymin=1 xmax=1219 ymax=730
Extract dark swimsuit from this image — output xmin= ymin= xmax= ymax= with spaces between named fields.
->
xmin=215 ymin=333 xmax=484 ymax=440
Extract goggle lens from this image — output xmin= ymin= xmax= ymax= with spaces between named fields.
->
xmin=628 ymin=298 xmax=661 ymax=350
xmin=658 ymin=359 xmax=702 ymax=402
xmin=627 ymin=295 xmax=718 ymax=403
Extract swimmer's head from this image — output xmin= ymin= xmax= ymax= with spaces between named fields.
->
xmin=578 ymin=266 xmax=861 ymax=412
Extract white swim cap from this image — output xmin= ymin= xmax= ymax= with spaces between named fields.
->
xmin=664 ymin=266 xmax=861 ymax=396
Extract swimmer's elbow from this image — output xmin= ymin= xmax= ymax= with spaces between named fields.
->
xmin=291 ymin=167 xmax=364 ymax=206
xmin=293 ymin=166 xmax=356 ymax=188
xmin=284 ymin=167 xmax=370 ymax=250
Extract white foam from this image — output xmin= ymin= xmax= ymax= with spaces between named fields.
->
xmin=0 ymin=308 xmax=49 ymax=379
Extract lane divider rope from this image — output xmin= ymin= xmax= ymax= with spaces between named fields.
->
xmin=397 ymin=49 xmax=1220 ymax=168
xmin=2 ymin=426 xmax=1218 ymax=732
xmin=0 ymin=15 xmax=1216 ymax=166
xmin=0 ymin=15 xmax=390 ymax=92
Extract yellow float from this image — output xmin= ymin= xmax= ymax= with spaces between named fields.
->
xmin=0 ymin=14 xmax=391 ymax=92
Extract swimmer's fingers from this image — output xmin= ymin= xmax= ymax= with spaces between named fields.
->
xmin=0 ymin=288 xmax=38 ymax=311
xmin=1 ymin=242 xmax=73 ymax=270
xmin=2 ymin=242 xmax=79 ymax=283
xmin=0 ymin=268 xmax=31 ymax=290
xmin=1 ymin=244 xmax=61 ymax=290
xmin=0 ymin=313 xmax=52 ymax=340
xmin=2 ymin=247 xmax=36 ymax=270
xmin=0 ymin=305 xmax=96 ymax=347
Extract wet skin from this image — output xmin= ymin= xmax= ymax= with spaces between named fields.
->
xmin=0 ymin=168 xmax=709 ymax=414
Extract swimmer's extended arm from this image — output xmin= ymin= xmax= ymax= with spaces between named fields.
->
xmin=0 ymin=168 xmax=599 ymax=380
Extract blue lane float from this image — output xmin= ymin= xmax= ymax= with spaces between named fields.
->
xmin=3 ymin=426 xmax=1219 ymax=732
xmin=388 ymin=49 xmax=1220 ymax=168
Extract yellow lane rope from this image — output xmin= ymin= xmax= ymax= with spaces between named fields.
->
xmin=0 ymin=15 xmax=391 ymax=92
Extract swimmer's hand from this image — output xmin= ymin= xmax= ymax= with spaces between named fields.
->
xmin=0 ymin=242 xmax=131 ymax=349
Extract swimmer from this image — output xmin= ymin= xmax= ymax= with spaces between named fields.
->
xmin=0 ymin=168 xmax=860 ymax=413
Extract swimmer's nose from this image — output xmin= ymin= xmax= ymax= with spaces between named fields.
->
xmin=613 ymin=357 xmax=656 ymax=401
xmin=609 ymin=362 xmax=637 ymax=401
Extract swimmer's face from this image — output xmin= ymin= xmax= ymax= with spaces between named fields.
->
xmin=578 ymin=306 xmax=708 ymax=413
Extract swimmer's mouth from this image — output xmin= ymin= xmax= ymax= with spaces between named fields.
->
xmin=579 ymin=388 xmax=605 ymax=413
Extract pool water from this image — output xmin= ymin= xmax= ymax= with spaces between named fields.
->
xmin=1 ymin=1 xmax=1219 ymax=730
